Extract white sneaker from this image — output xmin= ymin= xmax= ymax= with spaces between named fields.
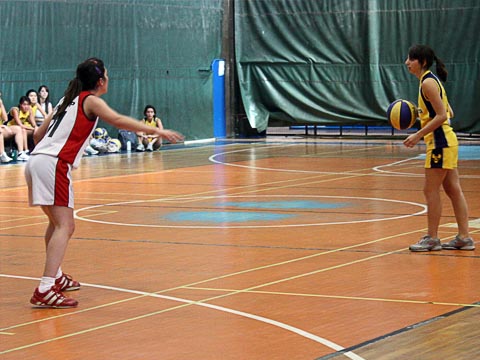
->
xmin=85 ymin=145 xmax=99 ymax=155
xmin=17 ymin=152 xmax=30 ymax=161
xmin=0 ymin=152 xmax=12 ymax=163
xmin=136 ymin=144 xmax=145 ymax=152
xmin=146 ymin=142 xmax=153 ymax=151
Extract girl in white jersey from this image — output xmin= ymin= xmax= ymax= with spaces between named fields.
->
xmin=25 ymin=58 xmax=183 ymax=308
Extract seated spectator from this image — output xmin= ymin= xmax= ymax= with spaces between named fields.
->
xmin=0 ymin=93 xmax=7 ymax=125
xmin=0 ymin=95 xmax=28 ymax=162
xmin=26 ymin=89 xmax=48 ymax=127
xmin=136 ymin=105 xmax=164 ymax=151
xmin=35 ymin=85 xmax=53 ymax=126
xmin=0 ymin=126 xmax=13 ymax=163
xmin=8 ymin=96 xmax=36 ymax=154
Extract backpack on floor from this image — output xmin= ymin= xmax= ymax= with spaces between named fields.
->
xmin=117 ymin=130 xmax=138 ymax=150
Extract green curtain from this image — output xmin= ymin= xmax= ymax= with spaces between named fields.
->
xmin=235 ymin=0 xmax=480 ymax=133
xmin=0 ymin=0 xmax=223 ymax=139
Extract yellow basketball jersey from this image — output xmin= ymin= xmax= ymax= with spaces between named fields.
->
xmin=418 ymin=70 xmax=457 ymax=149
xmin=8 ymin=107 xmax=33 ymax=127
xmin=144 ymin=117 xmax=160 ymax=128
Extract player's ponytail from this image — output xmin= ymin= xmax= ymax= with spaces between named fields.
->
xmin=55 ymin=77 xmax=82 ymax=116
xmin=434 ymin=56 xmax=448 ymax=82
xmin=56 ymin=58 xmax=106 ymax=116
xmin=408 ymin=44 xmax=448 ymax=82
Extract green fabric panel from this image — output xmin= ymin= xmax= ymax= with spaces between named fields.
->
xmin=0 ymin=0 xmax=222 ymax=140
xmin=235 ymin=0 xmax=480 ymax=133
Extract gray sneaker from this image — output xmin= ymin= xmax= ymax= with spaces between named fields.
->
xmin=441 ymin=235 xmax=475 ymax=250
xmin=409 ymin=235 xmax=442 ymax=252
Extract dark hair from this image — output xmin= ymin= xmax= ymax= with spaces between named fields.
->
xmin=26 ymin=89 xmax=38 ymax=97
xmin=18 ymin=95 xmax=31 ymax=106
xmin=143 ymin=104 xmax=156 ymax=118
xmin=408 ymin=44 xmax=448 ymax=82
xmin=38 ymin=85 xmax=51 ymax=105
xmin=56 ymin=57 xmax=106 ymax=115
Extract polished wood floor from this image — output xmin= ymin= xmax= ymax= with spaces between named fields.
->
xmin=1 ymin=137 xmax=479 ymax=360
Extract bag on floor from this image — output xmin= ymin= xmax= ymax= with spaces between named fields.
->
xmin=118 ymin=130 xmax=138 ymax=150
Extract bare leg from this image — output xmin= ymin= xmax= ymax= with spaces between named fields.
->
xmin=442 ymin=169 xmax=470 ymax=238
xmin=424 ymin=168 xmax=448 ymax=239
xmin=0 ymin=133 xmax=5 ymax=154
xmin=40 ymin=205 xmax=75 ymax=278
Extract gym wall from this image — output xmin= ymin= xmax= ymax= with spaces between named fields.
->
xmin=235 ymin=0 xmax=480 ymax=133
xmin=0 ymin=0 xmax=223 ymax=140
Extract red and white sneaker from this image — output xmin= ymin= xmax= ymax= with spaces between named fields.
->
xmin=55 ymin=272 xmax=81 ymax=291
xmin=30 ymin=285 xmax=78 ymax=309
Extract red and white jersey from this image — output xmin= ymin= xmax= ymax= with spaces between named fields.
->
xmin=32 ymin=91 xmax=98 ymax=168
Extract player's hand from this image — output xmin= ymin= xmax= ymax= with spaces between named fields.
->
xmin=159 ymin=129 xmax=184 ymax=144
xmin=403 ymin=132 xmax=421 ymax=148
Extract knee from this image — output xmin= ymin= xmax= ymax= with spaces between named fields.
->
xmin=59 ymin=220 xmax=75 ymax=237
xmin=443 ymin=181 xmax=462 ymax=199
xmin=67 ymin=222 xmax=76 ymax=237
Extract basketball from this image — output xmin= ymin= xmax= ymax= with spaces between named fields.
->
xmin=386 ymin=99 xmax=417 ymax=130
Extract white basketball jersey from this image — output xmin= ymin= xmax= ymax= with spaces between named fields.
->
xmin=32 ymin=91 xmax=98 ymax=168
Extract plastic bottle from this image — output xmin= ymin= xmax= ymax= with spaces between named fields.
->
xmin=126 ymin=141 xmax=131 ymax=152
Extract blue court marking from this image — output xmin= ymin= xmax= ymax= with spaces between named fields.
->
xmin=162 ymin=211 xmax=294 ymax=223
xmin=161 ymin=201 xmax=350 ymax=223
xmin=220 ymin=200 xmax=350 ymax=210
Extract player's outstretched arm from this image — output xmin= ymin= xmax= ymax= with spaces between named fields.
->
xmin=85 ymin=96 xmax=184 ymax=143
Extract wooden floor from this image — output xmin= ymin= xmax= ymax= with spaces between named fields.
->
xmin=1 ymin=137 xmax=479 ymax=360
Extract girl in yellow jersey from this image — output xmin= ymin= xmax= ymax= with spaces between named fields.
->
xmin=2 ymin=92 xmax=26 ymax=160
xmin=136 ymin=104 xmax=164 ymax=151
xmin=8 ymin=95 xmax=37 ymax=153
xmin=403 ymin=44 xmax=474 ymax=252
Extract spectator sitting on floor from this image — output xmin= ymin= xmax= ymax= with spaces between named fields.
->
xmin=136 ymin=105 xmax=164 ymax=151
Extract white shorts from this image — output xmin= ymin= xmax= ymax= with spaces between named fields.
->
xmin=25 ymin=154 xmax=74 ymax=208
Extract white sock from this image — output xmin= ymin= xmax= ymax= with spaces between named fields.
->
xmin=55 ymin=267 xmax=63 ymax=279
xmin=38 ymin=277 xmax=56 ymax=293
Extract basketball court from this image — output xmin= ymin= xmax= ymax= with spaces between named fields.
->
xmin=1 ymin=137 xmax=479 ymax=359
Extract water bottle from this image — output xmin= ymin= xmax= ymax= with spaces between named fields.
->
xmin=11 ymin=149 xmax=18 ymax=161
xmin=126 ymin=141 xmax=131 ymax=152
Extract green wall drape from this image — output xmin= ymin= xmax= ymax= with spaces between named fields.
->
xmin=235 ymin=0 xmax=480 ymax=133
xmin=0 ymin=0 xmax=223 ymax=139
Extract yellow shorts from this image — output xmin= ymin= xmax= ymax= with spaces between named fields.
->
xmin=425 ymin=146 xmax=458 ymax=169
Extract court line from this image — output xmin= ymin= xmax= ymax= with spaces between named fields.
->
xmin=210 ymin=144 xmax=480 ymax=178
xmin=0 ymin=274 xmax=365 ymax=360
xmin=373 ymin=155 xmax=480 ymax=178
xmin=4 ymin=229 xmax=471 ymax=356
xmin=1 ymin=229 xmax=430 ymax=356
xmin=372 ymin=157 xmax=424 ymax=177
xmin=74 ymin=194 xmax=427 ymax=229
xmin=208 ymin=143 xmax=383 ymax=174
xmin=185 ymin=287 xmax=480 ymax=308
xmin=0 ymin=229 xmax=426 ymax=332
xmin=316 ymin=302 xmax=480 ymax=360
xmin=1 ymin=143 xmax=474 ymax=354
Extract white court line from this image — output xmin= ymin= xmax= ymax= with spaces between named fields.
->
xmin=208 ymin=144 xmax=338 ymax=174
xmin=372 ymin=156 xmax=424 ymax=177
xmin=210 ymin=145 xmax=480 ymax=179
xmin=74 ymin=194 xmax=427 ymax=229
xmin=372 ymin=155 xmax=480 ymax=178
xmin=0 ymin=274 xmax=365 ymax=360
